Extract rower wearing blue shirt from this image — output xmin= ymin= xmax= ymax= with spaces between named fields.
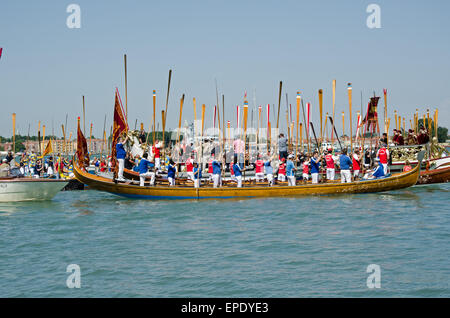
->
xmin=286 ymin=154 xmax=296 ymax=186
xmin=339 ymin=148 xmax=353 ymax=183
xmin=116 ymin=135 xmax=129 ymax=182
xmin=363 ymin=158 xmax=385 ymax=179
xmin=138 ymin=153 xmax=155 ymax=186
xmin=167 ymin=159 xmax=176 ymax=186
xmin=232 ymin=160 xmax=242 ymax=188
xmin=310 ymin=151 xmax=322 ymax=184
xmin=264 ymin=158 xmax=274 ymax=186
xmin=193 ymin=162 xmax=202 ymax=188
xmin=212 ymin=157 xmax=222 ymax=188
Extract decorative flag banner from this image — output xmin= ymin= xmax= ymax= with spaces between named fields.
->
xmin=76 ymin=117 xmax=89 ymax=168
xmin=111 ymin=89 xmax=129 ymax=169
xmin=355 ymin=113 xmax=362 ymax=142
xmin=267 ymin=104 xmax=270 ymax=128
xmin=0 ymin=48 xmax=3 ymax=59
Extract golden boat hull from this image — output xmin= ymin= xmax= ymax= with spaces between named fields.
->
xmin=74 ymin=158 xmax=421 ymax=200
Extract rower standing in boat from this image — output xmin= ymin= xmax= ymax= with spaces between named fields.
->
xmin=211 ymin=156 xmax=222 ymax=188
xmin=185 ymin=154 xmax=195 ymax=181
xmin=264 ymin=156 xmax=274 ymax=186
xmin=232 ymin=159 xmax=242 ymax=188
xmin=255 ymin=154 xmax=265 ymax=182
xmin=116 ymin=135 xmax=129 ymax=182
xmin=339 ymin=148 xmax=352 ymax=183
xmin=138 ymin=153 xmax=155 ymax=186
xmin=277 ymin=158 xmax=286 ymax=182
xmin=302 ymin=155 xmax=310 ymax=183
xmin=376 ymin=143 xmax=389 ymax=175
xmin=325 ymin=148 xmax=338 ymax=181
xmin=286 ymin=154 xmax=296 ymax=186
xmin=278 ymin=133 xmax=288 ymax=161
xmin=193 ymin=162 xmax=202 ymax=188
xmin=152 ymin=140 xmax=162 ymax=172
xmin=0 ymin=159 xmax=10 ymax=177
xmin=310 ymin=151 xmax=322 ymax=184
xmin=352 ymin=149 xmax=362 ymax=180
xmin=167 ymin=159 xmax=176 ymax=186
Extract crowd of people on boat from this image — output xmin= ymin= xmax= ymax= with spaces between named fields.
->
xmin=105 ymin=128 xmax=420 ymax=188
xmin=0 ymin=150 xmax=74 ymax=179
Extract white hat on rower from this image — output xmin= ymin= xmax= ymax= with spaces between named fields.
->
xmin=288 ymin=154 xmax=294 ymax=159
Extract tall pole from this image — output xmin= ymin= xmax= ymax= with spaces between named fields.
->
xmin=347 ymin=83 xmax=353 ymax=152
xmin=383 ymin=89 xmax=388 ymax=134
xmin=276 ymin=81 xmax=282 ymax=129
xmin=82 ymin=95 xmax=86 ymax=136
xmin=12 ymin=113 xmax=16 ymax=155
xmin=331 ymin=79 xmax=336 ymax=141
xmin=124 ymin=54 xmax=128 ymax=120
xmin=296 ymin=92 xmax=301 ymax=158
xmin=319 ymin=89 xmax=323 ymax=143
xmin=153 ymin=90 xmax=156 ymax=145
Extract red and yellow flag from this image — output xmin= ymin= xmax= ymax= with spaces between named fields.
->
xmin=111 ymin=89 xmax=128 ymax=168
xmin=42 ymin=140 xmax=53 ymax=157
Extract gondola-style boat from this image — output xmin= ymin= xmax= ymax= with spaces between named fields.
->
xmin=418 ymin=165 xmax=450 ymax=185
xmin=74 ymin=152 xmax=423 ymax=200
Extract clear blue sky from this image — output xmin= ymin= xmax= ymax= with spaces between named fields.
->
xmin=1 ymin=0 xmax=449 ymax=138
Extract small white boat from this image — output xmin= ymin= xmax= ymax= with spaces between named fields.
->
xmin=0 ymin=177 xmax=69 ymax=202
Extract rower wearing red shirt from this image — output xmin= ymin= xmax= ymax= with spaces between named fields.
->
xmin=277 ymin=158 xmax=286 ymax=182
xmin=185 ymin=155 xmax=194 ymax=181
xmin=376 ymin=143 xmax=390 ymax=175
xmin=325 ymin=148 xmax=338 ymax=181
xmin=255 ymin=154 xmax=265 ymax=182
xmin=152 ymin=140 xmax=162 ymax=171
xmin=352 ymin=148 xmax=362 ymax=179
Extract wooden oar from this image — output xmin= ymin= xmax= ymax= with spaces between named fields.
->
xmin=162 ymin=69 xmax=172 ymax=162
xmin=331 ymin=79 xmax=336 ymax=141
xmin=309 ymin=122 xmax=320 ymax=151
xmin=276 ymin=81 xmax=282 ymax=129
xmin=347 ymin=83 xmax=353 ymax=152
xmin=296 ymin=92 xmax=301 ymax=158
xmin=328 ymin=116 xmax=343 ymax=150
xmin=319 ymin=89 xmax=323 ymax=143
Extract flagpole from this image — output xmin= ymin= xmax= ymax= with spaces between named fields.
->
xmin=124 ymin=54 xmax=128 ymax=120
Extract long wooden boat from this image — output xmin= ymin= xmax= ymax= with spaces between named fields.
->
xmin=0 ymin=177 xmax=69 ymax=202
xmin=74 ymin=154 xmax=422 ymax=199
xmin=417 ymin=165 xmax=450 ymax=185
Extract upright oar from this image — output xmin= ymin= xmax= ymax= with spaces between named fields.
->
xmin=319 ymin=89 xmax=323 ymax=143
xmin=309 ymin=122 xmax=320 ymax=151
xmin=124 ymin=54 xmax=128 ymax=119
xmin=328 ymin=116 xmax=343 ymax=150
xmin=296 ymin=92 xmax=301 ymax=158
xmin=162 ymin=69 xmax=172 ymax=163
xmin=12 ymin=113 xmax=16 ymax=155
xmin=276 ymin=81 xmax=282 ymax=130
xmin=331 ymin=79 xmax=336 ymax=141
xmin=348 ymin=83 xmax=353 ymax=152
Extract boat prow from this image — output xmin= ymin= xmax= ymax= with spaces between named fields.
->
xmin=0 ymin=177 xmax=69 ymax=202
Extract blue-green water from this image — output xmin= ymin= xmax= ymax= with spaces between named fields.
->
xmin=1 ymin=184 xmax=449 ymax=297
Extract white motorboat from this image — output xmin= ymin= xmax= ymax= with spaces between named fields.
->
xmin=0 ymin=177 xmax=69 ymax=202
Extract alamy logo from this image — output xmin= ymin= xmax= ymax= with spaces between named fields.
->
xmin=366 ymin=264 xmax=381 ymax=289
xmin=66 ymin=264 xmax=81 ymax=288
xmin=366 ymin=4 xmax=381 ymax=29
xmin=66 ymin=4 xmax=81 ymax=29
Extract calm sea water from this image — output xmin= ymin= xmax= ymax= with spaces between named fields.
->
xmin=1 ymin=184 xmax=449 ymax=297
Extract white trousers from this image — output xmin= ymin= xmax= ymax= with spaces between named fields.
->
xmin=341 ymin=170 xmax=352 ymax=183
xmin=117 ymin=158 xmax=125 ymax=180
xmin=302 ymin=173 xmax=309 ymax=180
xmin=168 ymin=177 xmax=175 ymax=186
xmin=187 ymin=171 xmax=195 ymax=181
xmin=47 ymin=167 xmax=54 ymax=176
xmin=288 ymin=175 xmax=296 ymax=186
xmin=212 ymin=174 xmax=221 ymax=188
xmin=267 ymin=173 xmax=274 ymax=186
xmin=311 ymin=173 xmax=319 ymax=184
xmin=194 ymin=179 xmax=200 ymax=188
xmin=155 ymin=157 xmax=161 ymax=169
xmin=255 ymin=172 xmax=265 ymax=182
xmin=139 ymin=171 xmax=155 ymax=186
xmin=278 ymin=174 xmax=286 ymax=182
xmin=236 ymin=175 xmax=242 ymax=187
xmin=326 ymin=168 xmax=335 ymax=180
xmin=382 ymin=163 xmax=388 ymax=175
xmin=353 ymin=170 xmax=360 ymax=178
